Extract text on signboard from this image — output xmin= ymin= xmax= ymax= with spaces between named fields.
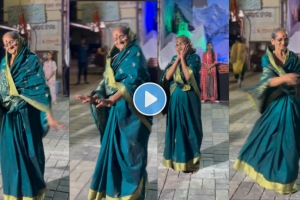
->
xmin=246 ymin=12 xmax=272 ymax=18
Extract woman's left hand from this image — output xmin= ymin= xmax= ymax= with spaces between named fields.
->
xmin=47 ymin=113 xmax=65 ymax=131
xmin=180 ymin=44 xmax=189 ymax=60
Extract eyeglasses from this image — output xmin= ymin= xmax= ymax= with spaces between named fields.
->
xmin=3 ymin=39 xmax=17 ymax=48
xmin=114 ymin=35 xmax=125 ymax=42
xmin=275 ymin=38 xmax=289 ymax=43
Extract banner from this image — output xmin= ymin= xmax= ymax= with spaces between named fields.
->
xmin=244 ymin=8 xmax=276 ymax=23
xmin=8 ymin=4 xmax=46 ymax=25
xmin=244 ymin=6 xmax=280 ymax=41
xmin=238 ymin=0 xmax=262 ymax=10
xmin=31 ymin=21 xmax=59 ymax=35
xmin=81 ymin=2 xmax=120 ymax=23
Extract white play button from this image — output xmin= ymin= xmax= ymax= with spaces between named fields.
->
xmin=145 ymin=91 xmax=157 ymax=107
xmin=133 ymin=83 xmax=167 ymax=116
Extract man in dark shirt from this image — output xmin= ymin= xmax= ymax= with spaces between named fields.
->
xmin=76 ymin=37 xmax=89 ymax=84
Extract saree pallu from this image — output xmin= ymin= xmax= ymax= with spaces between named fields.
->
xmin=0 ymin=41 xmax=51 ymax=199
xmin=161 ymin=52 xmax=203 ymax=172
xmin=234 ymin=47 xmax=300 ymax=194
xmin=200 ymin=52 xmax=218 ymax=101
xmin=88 ymin=36 xmax=152 ymax=200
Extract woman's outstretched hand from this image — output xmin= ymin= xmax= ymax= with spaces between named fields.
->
xmin=270 ymin=73 xmax=300 ymax=87
xmin=74 ymin=94 xmax=91 ymax=103
xmin=74 ymin=94 xmax=115 ymax=108
xmin=47 ymin=113 xmax=65 ymax=131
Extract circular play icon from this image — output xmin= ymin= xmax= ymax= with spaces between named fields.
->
xmin=133 ymin=83 xmax=167 ymax=116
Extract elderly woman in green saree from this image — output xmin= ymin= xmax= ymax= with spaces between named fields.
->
xmin=0 ymin=31 xmax=63 ymax=199
xmin=234 ymin=28 xmax=300 ymax=194
xmin=160 ymin=36 xmax=203 ymax=173
xmin=74 ymin=26 xmax=152 ymax=199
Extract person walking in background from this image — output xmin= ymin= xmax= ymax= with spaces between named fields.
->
xmin=160 ymin=35 xmax=203 ymax=173
xmin=74 ymin=26 xmax=152 ymax=199
xmin=76 ymin=36 xmax=89 ymax=84
xmin=0 ymin=31 xmax=63 ymax=200
xmin=200 ymin=42 xmax=219 ymax=102
xmin=230 ymin=36 xmax=247 ymax=87
xmin=234 ymin=28 xmax=300 ymax=194
xmin=43 ymin=51 xmax=57 ymax=104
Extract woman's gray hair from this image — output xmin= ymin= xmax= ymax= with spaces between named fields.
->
xmin=3 ymin=31 xmax=20 ymax=40
xmin=114 ymin=25 xmax=130 ymax=36
xmin=177 ymin=35 xmax=191 ymax=44
xmin=271 ymin=28 xmax=288 ymax=39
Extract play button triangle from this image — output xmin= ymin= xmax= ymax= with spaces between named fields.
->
xmin=145 ymin=91 xmax=157 ymax=107
xmin=133 ymin=83 xmax=167 ymax=116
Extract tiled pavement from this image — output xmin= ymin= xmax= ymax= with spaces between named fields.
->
xmin=157 ymin=102 xmax=229 ymax=200
xmin=229 ymin=72 xmax=300 ymax=200
xmin=69 ymin=65 xmax=105 ymax=200
xmin=69 ymin=64 xmax=157 ymax=200
xmin=44 ymin=93 xmax=70 ymax=200
xmin=0 ymin=87 xmax=70 ymax=200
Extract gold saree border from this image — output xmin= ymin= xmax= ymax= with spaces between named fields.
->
xmin=163 ymin=156 xmax=201 ymax=172
xmin=172 ymin=63 xmax=201 ymax=99
xmin=6 ymin=62 xmax=19 ymax=96
xmin=234 ymin=159 xmax=297 ymax=194
xmin=116 ymin=82 xmax=152 ymax=132
xmin=88 ymin=177 xmax=145 ymax=200
xmin=3 ymin=188 xmax=47 ymax=200
xmin=188 ymin=67 xmax=201 ymax=99
xmin=266 ymin=48 xmax=288 ymax=76
xmin=19 ymin=95 xmax=51 ymax=113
